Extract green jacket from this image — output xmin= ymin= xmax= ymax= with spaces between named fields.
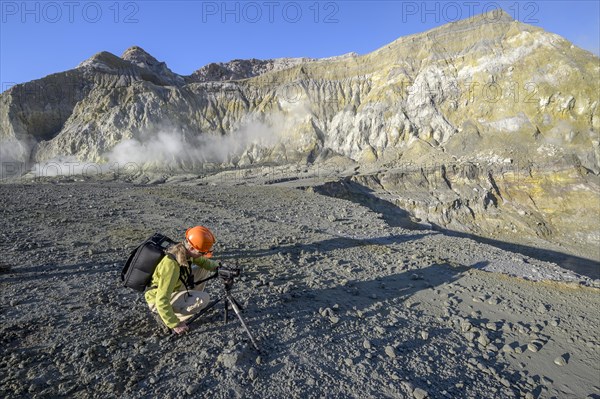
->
xmin=145 ymin=255 xmax=218 ymax=328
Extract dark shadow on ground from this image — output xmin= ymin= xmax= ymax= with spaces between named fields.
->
xmin=219 ymin=232 xmax=436 ymax=264
xmin=0 ymin=261 xmax=116 ymax=283
xmin=428 ymin=225 xmax=600 ymax=280
xmin=280 ymin=261 xmax=471 ymax=323
xmin=310 ymin=179 xmax=425 ymax=230
xmin=311 ymin=178 xmax=599 ymax=280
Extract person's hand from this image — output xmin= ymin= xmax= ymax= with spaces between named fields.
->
xmin=172 ymin=323 xmax=189 ymax=335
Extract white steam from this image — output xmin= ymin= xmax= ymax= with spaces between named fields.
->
xmin=24 ymin=102 xmax=312 ymax=177
xmin=103 ymin=102 xmax=311 ymax=171
xmin=106 ymin=118 xmax=283 ymax=168
xmin=0 ymin=138 xmax=31 ymax=164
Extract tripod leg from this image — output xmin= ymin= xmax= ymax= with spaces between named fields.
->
xmin=224 ymin=299 xmax=228 ymax=324
xmin=227 ymin=296 xmax=260 ymax=351
xmin=230 ymin=296 xmax=244 ymax=312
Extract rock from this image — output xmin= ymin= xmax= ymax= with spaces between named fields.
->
xmin=477 ymin=334 xmax=490 ymax=347
xmin=464 ymin=332 xmax=476 ymax=341
xmin=413 ymin=387 xmax=429 ymax=399
xmin=527 ymin=341 xmax=542 ymax=353
xmin=554 ymin=354 xmax=568 ymax=366
xmin=363 ymin=340 xmax=372 ymax=350
xmin=487 ymin=344 xmax=499 ymax=352
xmin=217 ymin=351 xmax=240 ymax=369
xmin=501 ymin=344 xmax=514 ymax=353
xmin=420 ymin=331 xmax=429 ymax=340
xmin=385 ymin=346 xmax=396 ymax=359
xmin=401 ymin=381 xmax=415 ymax=392
xmin=186 ymin=384 xmax=200 ymax=395
xmin=248 ymin=367 xmax=258 ymax=380
xmin=329 ymin=316 xmax=340 ymax=324
xmin=487 ymin=297 xmax=501 ymax=305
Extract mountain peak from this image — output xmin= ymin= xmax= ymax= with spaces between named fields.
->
xmin=120 ymin=45 xmax=184 ymax=85
xmin=76 ymin=50 xmax=130 ymax=70
xmin=121 ymin=46 xmax=160 ymax=66
xmin=479 ymin=7 xmax=514 ymax=22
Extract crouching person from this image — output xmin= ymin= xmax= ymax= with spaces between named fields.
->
xmin=145 ymin=226 xmax=219 ymax=335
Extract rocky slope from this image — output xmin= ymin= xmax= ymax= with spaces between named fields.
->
xmin=1 ymin=9 xmax=598 ymax=260
xmin=0 ymin=181 xmax=598 ymax=399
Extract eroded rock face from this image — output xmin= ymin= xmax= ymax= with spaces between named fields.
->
xmin=0 ymin=9 xmax=598 ymax=260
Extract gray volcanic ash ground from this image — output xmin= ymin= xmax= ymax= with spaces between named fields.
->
xmin=0 ymin=179 xmax=599 ymax=399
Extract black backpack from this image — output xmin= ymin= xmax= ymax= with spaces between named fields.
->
xmin=121 ymin=233 xmax=177 ymax=291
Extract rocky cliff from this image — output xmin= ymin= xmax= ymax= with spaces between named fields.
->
xmin=1 ymin=9 xmax=598 ymax=260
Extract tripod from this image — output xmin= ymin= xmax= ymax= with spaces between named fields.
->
xmin=185 ymin=271 xmax=260 ymax=351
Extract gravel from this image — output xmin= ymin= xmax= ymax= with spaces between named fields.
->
xmin=0 ymin=179 xmax=598 ymax=399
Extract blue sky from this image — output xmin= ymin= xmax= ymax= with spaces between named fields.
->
xmin=1 ymin=0 xmax=599 ymax=91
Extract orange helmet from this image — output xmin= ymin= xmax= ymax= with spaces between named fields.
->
xmin=185 ymin=226 xmax=216 ymax=256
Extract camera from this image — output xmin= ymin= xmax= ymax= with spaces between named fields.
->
xmin=218 ymin=265 xmax=241 ymax=280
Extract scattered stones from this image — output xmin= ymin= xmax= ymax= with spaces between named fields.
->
xmin=1 ymin=181 xmax=598 ymax=399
